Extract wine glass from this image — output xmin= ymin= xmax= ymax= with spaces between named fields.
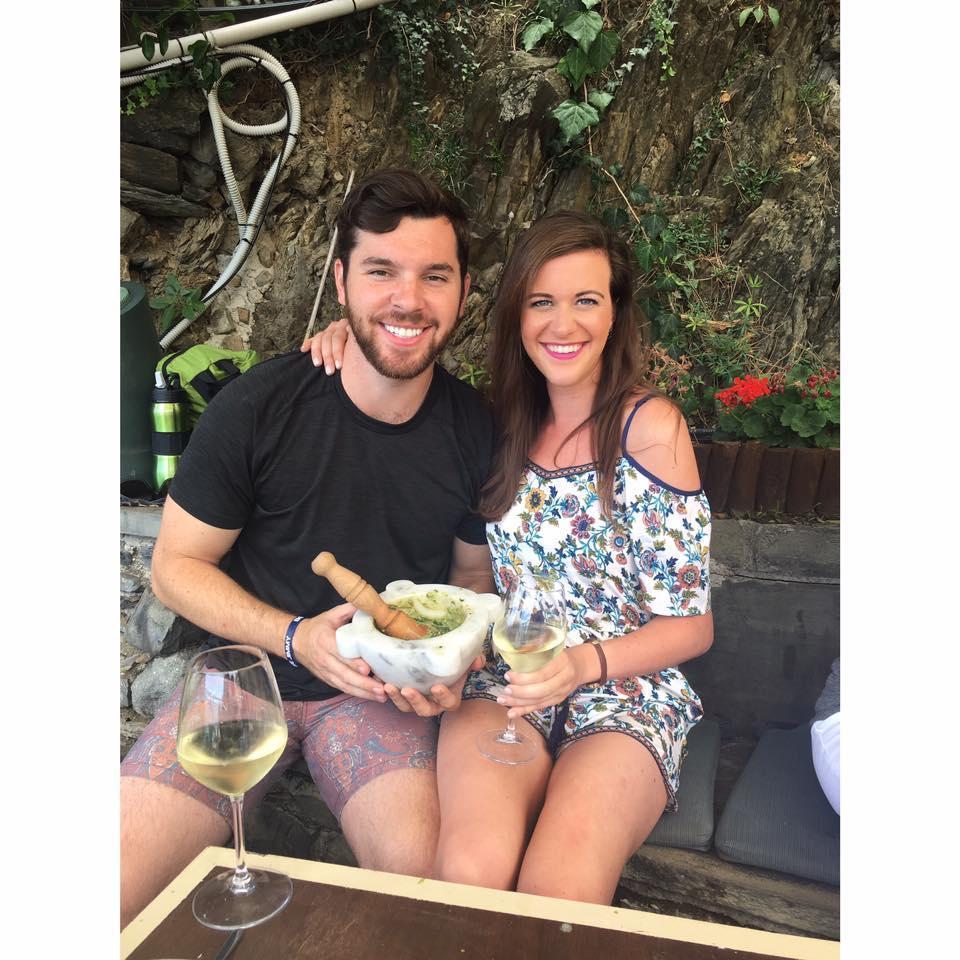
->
xmin=176 ymin=644 xmax=292 ymax=930
xmin=477 ymin=578 xmax=567 ymax=765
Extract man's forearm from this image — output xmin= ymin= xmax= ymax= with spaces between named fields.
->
xmin=448 ymin=566 xmax=495 ymax=594
xmin=152 ymin=555 xmax=291 ymax=657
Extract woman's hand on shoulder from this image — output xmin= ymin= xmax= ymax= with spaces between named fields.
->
xmin=301 ymin=318 xmax=351 ymax=374
xmin=623 ymin=394 xmax=701 ymax=491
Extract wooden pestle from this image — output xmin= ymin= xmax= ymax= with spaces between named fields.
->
xmin=311 ymin=551 xmax=429 ymax=641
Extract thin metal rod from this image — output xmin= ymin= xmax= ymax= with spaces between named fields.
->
xmin=303 ymin=168 xmax=354 ymax=344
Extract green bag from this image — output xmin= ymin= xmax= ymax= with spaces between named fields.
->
xmin=157 ymin=345 xmax=260 ymax=428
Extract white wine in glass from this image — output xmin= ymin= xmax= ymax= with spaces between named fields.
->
xmin=478 ymin=580 xmax=567 ymax=765
xmin=176 ymin=644 xmax=292 ymax=930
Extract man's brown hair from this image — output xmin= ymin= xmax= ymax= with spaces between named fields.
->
xmin=334 ymin=168 xmax=470 ymax=281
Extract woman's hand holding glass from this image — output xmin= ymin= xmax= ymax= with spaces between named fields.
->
xmin=496 ymin=644 xmax=591 ymax=719
xmin=477 ymin=579 xmax=568 ymax=764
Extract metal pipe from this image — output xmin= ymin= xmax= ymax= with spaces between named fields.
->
xmin=120 ymin=0 xmax=392 ymax=72
xmin=304 ymin=169 xmax=355 ymax=343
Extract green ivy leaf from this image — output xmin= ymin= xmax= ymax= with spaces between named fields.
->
xmin=602 ymin=206 xmax=630 ymax=231
xmin=640 ymin=212 xmax=668 ymax=240
xmin=551 ymin=99 xmax=600 ymax=141
xmin=634 ymin=241 xmax=654 ymax=272
xmin=521 ymin=19 xmax=554 ymax=51
xmin=738 ymin=8 xmax=752 ymax=27
xmin=562 ymin=11 xmax=603 ymax=53
xmin=657 ymin=229 xmax=678 ymax=260
xmin=768 ymin=6 xmax=781 ymax=27
xmin=654 ymin=312 xmax=679 ymax=338
xmin=587 ymin=29 xmax=620 ymax=72
xmin=628 ymin=183 xmax=651 ymax=204
xmin=141 ymin=34 xmax=156 ymax=61
xmin=588 ymin=90 xmax=613 ymax=112
xmin=581 ymin=0 xmax=602 ymax=8
xmin=158 ymin=26 xmax=169 ymax=57
xmin=557 ymin=47 xmax=592 ymax=89
xmin=754 ymin=7 xmax=764 ymax=22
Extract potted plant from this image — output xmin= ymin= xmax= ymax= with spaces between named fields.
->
xmin=711 ymin=366 xmax=840 ymax=516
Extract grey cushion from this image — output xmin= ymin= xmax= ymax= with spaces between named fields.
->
xmin=646 ymin=718 xmax=720 ymax=851
xmin=715 ymin=724 xmax=840 ymax=885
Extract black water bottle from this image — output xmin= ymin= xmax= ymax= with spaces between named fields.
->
xmin=151 ymin=371 xmax=191 ymax=493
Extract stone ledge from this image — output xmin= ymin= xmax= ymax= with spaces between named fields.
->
xmin=712 ymin=519 xmax=839 ymax=584
xmin=121 ymin=504 xmax=162 ymax=538
xmin=620 ymin=845 xmax=839 ymax=941
xmin=119 ymin=508 xmax=840 ymax=581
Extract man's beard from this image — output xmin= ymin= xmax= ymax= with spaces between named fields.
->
xmin=345 ymin=302 xmax=456 ymax=381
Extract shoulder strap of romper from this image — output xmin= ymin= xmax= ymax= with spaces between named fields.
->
xmin=620 ymin=393 xmax=656 ymax=453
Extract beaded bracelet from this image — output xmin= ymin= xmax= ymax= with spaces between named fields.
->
xmin=284 ymin=615 xmax=305 ymax=668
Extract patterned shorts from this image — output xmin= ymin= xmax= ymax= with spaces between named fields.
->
xmin=120 ymin=685 xmax=439 ymax=823
xmin=462 ymin=652 xmax=703 ymax=810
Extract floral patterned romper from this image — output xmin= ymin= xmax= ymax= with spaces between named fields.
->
xmin=463 ymin=397 xmax=711 ymax=809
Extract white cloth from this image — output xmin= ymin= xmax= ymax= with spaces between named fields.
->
xmin=811 ymin=711 xmax=840 ymax=815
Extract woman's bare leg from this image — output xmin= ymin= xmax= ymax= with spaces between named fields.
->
xmin=435 ymin=700 xmax=552 ymax=890
xmin=516 ymin=733 xmax=667 ymax=904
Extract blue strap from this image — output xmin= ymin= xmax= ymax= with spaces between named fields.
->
xmin=284 ymin=616 xmax=305 ymax=668
xmin=620 ymin=393 xmax=655 ymax=453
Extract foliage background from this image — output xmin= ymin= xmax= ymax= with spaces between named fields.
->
xmin=120 ymin=1 xmax=840 ymax=428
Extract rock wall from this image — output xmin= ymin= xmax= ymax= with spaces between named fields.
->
xmin=120 ymin=1 xmax=840 ymax=369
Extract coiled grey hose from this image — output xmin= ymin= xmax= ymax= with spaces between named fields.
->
xmin=121 ymin=43 xmax=301 ymax=349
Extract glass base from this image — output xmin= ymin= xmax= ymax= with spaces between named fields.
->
xmin=476 ymin=727 xmax=536 ymax=765
xmin=192 ymin=867 xmax=293 ymax=930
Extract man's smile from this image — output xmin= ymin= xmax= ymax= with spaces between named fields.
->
xmin=382 ymin=322 xmax=428 ymax=341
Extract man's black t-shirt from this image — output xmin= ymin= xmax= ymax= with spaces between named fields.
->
xmin=169 ymin=351 xmax=494 ymax=701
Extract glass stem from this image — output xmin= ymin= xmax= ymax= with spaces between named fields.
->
xmin=229 ymin=794 xmax=254 ymax=894
xmin=502 ymin=712 xmax=518 ymax=743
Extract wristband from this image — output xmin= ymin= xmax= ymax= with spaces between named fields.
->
xmin=591 ymin=641 xmax=608 ymax=685
xmin=284 ymin=616 xmax=305 ymax=668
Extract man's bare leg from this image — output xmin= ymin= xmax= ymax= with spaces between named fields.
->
xmin=120 ymin=777 xmax=229 ymax=928
xmin=339 ymin=768 xmax=440 ymax=876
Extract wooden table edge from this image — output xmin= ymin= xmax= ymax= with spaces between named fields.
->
xmin=120 ymin=847 xmax=839 ymax=960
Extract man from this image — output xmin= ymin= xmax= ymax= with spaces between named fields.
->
xmin=120 ymin=169 xmax=495 ymax=926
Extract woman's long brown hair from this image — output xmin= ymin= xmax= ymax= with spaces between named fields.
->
xmin=479 ymin=210 xmax=659 ymax=521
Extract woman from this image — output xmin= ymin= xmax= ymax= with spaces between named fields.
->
xmin=306 ymin=211 xmax=712 ymax=905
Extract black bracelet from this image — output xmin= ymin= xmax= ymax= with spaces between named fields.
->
xmin=284 ymin=616 xmax=305 ymax=668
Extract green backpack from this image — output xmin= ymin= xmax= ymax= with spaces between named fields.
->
xmin=156 ymin=345 xmax=260 ymax=428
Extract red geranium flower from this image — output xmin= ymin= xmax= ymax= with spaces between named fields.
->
xmin=714 ymin=374 xmax=772 ymax=408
